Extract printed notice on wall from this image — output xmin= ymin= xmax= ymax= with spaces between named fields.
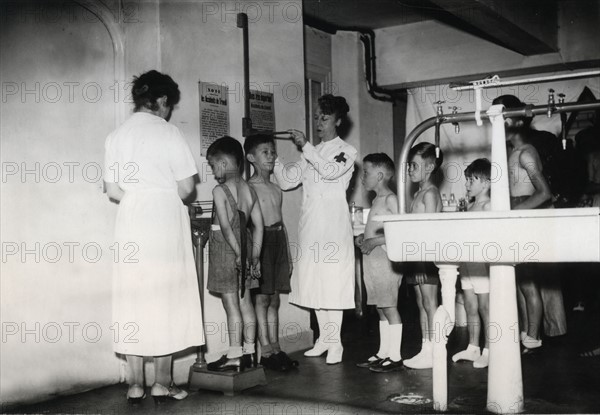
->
xmin=249 ymin=89 xmax=275 ymax=132
xmin=199 ymin=82 xmax=229 ymax=156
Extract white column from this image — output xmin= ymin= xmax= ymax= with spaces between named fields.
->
xmin=433 ymin=306 xmax=451 ymax=411
xmin=437 ymin=264 xmax=459 ymax=328
xmin=486 ymin=105 xmax=524 ymax=414
xmin=432 ymin=264 xmax=458 ymax=412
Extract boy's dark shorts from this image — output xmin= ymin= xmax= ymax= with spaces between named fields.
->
xmin=405 ymin=262 xmax=440 ymax=285
xmin=258 ymin=222 xmax=291 ymax=295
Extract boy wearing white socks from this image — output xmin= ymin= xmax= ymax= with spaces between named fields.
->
xmin=355 ymin=154 xmax=404 ymax=372
xmin=452 ymin=159 xmax=491 ymax=368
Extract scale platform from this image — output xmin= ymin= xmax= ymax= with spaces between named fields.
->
xmin=188 ymin=365 xmax=267 ymax=396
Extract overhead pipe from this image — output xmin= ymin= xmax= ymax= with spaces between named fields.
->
xmin=304 ymin=17 xmax=405 ymax=103
xmin=397 ymin=100 xmax=600 ymax=214
xmin=450 ymin=70 xmax=600 ymax=91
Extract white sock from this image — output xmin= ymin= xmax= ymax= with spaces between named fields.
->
xmin=242 ymin=341 xmax=255 ymax=354
xmin=522 ymin=335 xmax=542 ymax=349
xmin=227 ymin=346 xmax=243 ymax=358
xmin=388 ymin=323 xmax=403 ymax=362
xmin=452 ymin=343 xmax=480 ymax=362
xmin=473 ymin=348 xmax=489 ymax=368
xmin=520 ymin=331 xmax=527 ymax=343
xmin=377 ymin=320 xmax=390 ymax=358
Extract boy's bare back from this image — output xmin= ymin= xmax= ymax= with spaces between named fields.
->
xmin=508 ymin=143 xmax=540 ymax=196
xmin=214 ymin=180 xmax=258 ymax=225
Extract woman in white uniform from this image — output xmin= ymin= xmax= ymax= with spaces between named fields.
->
xmin=273 ymin=94 xmax=356 ymax=364
xmin=104 ymin=71 xmax=204 ymax=403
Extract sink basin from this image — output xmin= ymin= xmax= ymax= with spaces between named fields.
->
xmin=377 ymin=207 xmax=600 ymax=264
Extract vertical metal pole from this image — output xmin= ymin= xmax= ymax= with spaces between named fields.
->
xmin=237 ymin=12 xmax=251 ymax=137
xmin=192 ymin=231 xmax=207 ymax=370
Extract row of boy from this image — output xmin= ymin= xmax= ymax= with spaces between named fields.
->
xmin=355 ymin=144 xmax=492 ymax=372
xmin=204 ymin=133 xmax=492 ymax=373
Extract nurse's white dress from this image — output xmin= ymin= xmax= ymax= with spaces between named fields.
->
xmin=274 ymin=137 xmax=356 ymax=310
xmin=104 ymin=112 xmax=204 ymax=356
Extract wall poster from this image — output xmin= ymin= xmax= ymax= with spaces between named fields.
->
xmin=199 ymin=82 xmax=229 ymax=156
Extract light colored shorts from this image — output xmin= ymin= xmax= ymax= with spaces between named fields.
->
xmin=460 ymin=263 xmax=490 ymax=294
xmin=363 ymin=245 xmax=403 ymax=308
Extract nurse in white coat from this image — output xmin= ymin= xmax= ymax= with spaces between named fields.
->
xmin=273 ymin=94 xmax=356 ymax=364
xmin=104 ymin=71 xmax=204 ymax=403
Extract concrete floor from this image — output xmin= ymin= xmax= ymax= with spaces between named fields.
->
xmin=5 ymin=304 xmax=600 ymax=415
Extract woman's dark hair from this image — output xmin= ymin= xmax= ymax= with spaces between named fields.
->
xmin=132 ymin=70 xmax=181 ymax=112
xmin=408 ymin=142 xmax=443 ymax=173
xmin=318 ymin=94 xmax=350 ymax=121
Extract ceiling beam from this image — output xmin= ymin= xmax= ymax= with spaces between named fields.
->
xmin=381 ymin=59 xmax=600 ymax=90
xmin=426 ymin=0 xmax=558 ymax=56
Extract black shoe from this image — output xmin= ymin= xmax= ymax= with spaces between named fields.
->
xmin=521 ymin=345 xmax=542 ymax=356
xmin=241 ymin=353 xmax=257 ymax=369
xmin=356 ymin=355 xmax=385 ymax=368
xmin=275 ymin=351 xmax=299 ymax=370
xmin=369 ymin=358 xmax=404 ymax=373
xmin=260 ymin=354 xmax=286 ymax=371
xmin=207 ymin=355 xmax=243 ymax=372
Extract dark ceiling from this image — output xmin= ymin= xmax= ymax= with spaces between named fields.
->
xmin=303 ymin=0 xmax=434 ymax=29
xmin=303 ymin=0 xmax=568 ymax=56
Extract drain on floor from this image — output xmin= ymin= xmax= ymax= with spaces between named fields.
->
xmin=388 ymin=393 xmax=432 ymax=405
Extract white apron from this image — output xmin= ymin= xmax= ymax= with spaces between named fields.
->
xmin=112 ymin=189 xmax=204 ymax=355
xmin=274 ymin=137 xmax=356 ymax=309
xmin=105 ymin=113 xmax=204 ymax=356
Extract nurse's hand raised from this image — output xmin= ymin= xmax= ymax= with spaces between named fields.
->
xmin=288 ymin=129 xmax=307 ymax=148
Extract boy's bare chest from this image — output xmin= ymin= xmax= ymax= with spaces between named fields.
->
xmin=252 ymin=182 xmax=281 ymax=208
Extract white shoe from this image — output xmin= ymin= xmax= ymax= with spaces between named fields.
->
xmin=473 ymin=348 xmax=489 ymax=368
xmin=452 ymin=345 xmax=481 ymax=363
xmin=304 ymin=339 xmax=329 ymax=357
xmin=404 ymin=343 xmax=432 ymax=369
xmin=326 ymin=345 xmax=343 ymax=365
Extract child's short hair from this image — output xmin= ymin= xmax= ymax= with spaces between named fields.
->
xmin=465 ymin=158 xmax=492 ymax=181
xmin=408 ymin=142 xmax=443 ymax=173
xmin=243 ymin=134 xmax=274 ymax=156
xmin=206 ymin=136 xmax=244 ymax=173
xmin=363 ymin=153 xmax=395 ymax=178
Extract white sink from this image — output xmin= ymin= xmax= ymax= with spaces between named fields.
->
xmin=377 ymin=207 xmax=600 ymax=264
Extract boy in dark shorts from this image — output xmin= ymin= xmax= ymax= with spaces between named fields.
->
xmin=244 ymin=134 xmax=296 ymax=371
xmin=206 ymin=136 xmax=263 ymax=372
